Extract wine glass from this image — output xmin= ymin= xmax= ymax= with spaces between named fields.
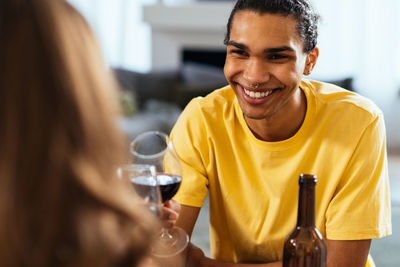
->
xmin=117 ymin=164 xmax=161 ymax=217
xmin=130 ymin=131 xmax=189 ymax=257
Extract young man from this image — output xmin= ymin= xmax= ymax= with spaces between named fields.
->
xmin=170 ymin=1 xmax=391 ymax=266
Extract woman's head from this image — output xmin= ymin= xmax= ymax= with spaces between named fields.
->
xmin=0 ymin=0 xmax=123 ymax=164
xmin=0 ymin=0 xmax=155 ymax=266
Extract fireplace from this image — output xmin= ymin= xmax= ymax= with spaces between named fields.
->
xmin=142 ymin=1 xmax=234 ymax=71
xmin=182 ymin=48 xmax=226 ymax=68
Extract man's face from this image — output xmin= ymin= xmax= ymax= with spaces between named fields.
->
xmin=224 ymin=11 xmax=317 ymax=122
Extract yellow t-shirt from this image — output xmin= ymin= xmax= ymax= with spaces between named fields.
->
xmin=171 ymin=80 xmax=391 ymax=265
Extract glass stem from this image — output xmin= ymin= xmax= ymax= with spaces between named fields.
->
xmin=160 ymin=227 xmax=174 ymax=243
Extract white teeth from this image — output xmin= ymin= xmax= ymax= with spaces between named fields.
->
xmin=244 ymin=88 xmax=272 ymax=99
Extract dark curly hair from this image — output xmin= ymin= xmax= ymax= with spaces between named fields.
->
xmin=224 ymin=0 xmax=320 ymax=53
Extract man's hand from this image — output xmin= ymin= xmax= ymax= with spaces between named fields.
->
xmin=160 ymin=199 xmax=181 ymax=228
xmin=186 ymin=243 xmax=283 ymax=267
xmin=186 ymin=243 xmax=206 ymax=267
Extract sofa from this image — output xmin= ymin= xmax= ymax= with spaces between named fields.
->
xmin=114 ymin=63 xmax=227 ymax=140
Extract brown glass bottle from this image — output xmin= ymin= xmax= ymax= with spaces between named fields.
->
xmin=283 ymin=174 xmax=326 ymax=267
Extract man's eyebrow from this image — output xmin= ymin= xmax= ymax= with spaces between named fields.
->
xmin=226 ymin=41 xmax=295 ymax=53
xmin=264 ymin=46 xmax=295 ymax=53
xmin=226 ymin=41 xmax=248 ymax=50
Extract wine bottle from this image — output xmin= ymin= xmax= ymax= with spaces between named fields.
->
xmin=282 ymin=174 xmax=326 ymax=267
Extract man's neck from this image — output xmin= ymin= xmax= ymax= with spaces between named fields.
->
xmin=244 ymin=88 xmax=307 ymax=142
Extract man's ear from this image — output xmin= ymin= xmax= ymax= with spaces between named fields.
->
xmin=303 ymin=46 xmax=319 ymax=76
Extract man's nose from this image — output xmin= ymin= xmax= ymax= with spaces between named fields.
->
xmin=243 ymin=59 xmax=270 ymax=85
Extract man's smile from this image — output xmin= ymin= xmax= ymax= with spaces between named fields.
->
xmin=243 ymin=87 xmax=274 ymax=99
xmin=237 ymin=83 xmax=281 ymax=101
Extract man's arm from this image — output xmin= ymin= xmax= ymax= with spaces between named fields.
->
xmin=326 ymin=239 xmax=371 ymax=267
xmin=177 ymin=205 xmax=282 ymax=267
xmin=177 ymin=206 xmax=371 ymax=267
xmin=186 ymin=244 xmax=282 ymax=267
xmin=176 ymin=204 xmax=201 ymax=237
xmin=186 ymin=239 xmax=371 ymax=267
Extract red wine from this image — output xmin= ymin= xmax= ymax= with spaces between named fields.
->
xmin=157 ymin=174 xmax=181 ymax=202
xmin=131 ymin=174 xmax=181 ymax=203
xmin=131 ymin=176 xmax=157 ymax=200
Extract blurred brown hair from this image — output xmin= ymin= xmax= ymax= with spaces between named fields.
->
xmin=0 ymin=0 xmax=155 ymax=266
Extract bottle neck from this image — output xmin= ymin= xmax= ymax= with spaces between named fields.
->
xmin=297 ymin=180 xmax=316 ymax=227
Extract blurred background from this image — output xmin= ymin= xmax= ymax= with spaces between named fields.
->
xmin=68 ymin=0 xmax=399 ymax=266
xmin=67 ymin=0 xmax=400 ymax=151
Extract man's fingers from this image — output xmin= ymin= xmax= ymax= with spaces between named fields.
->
xmin=161 ymin=207 xmax=179 ymax=221
xmin=164 ymin=199 xmax=181 ymax=213
xmin=160 ymin=200 xmax=181 ymax=228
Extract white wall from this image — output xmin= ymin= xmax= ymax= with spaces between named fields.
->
xmin=309 ymin=0 xmax=400 ymax=150
xmin=68 ymin=0 xmax=155 ymax=72
xmin=69 ymin=0 xmax=400 ymax=149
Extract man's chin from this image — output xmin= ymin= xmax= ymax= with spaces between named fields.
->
xmin=242 ymin=110 xmax=270 ymax=120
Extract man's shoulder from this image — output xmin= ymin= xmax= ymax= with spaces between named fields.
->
xmin=184 ymin=85 xmax=235 ymax=113
xmin=171 ymin=85 xmax=236 ymax=143
xmin=302 ymin=79 xmax=383 ymax=120
xmin=196 ymin=85 xmax=234 ymax=103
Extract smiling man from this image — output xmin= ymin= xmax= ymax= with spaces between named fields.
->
xmin=170 ymin=1 xmax=391 ymax=267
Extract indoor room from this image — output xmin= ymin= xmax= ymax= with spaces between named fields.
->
xmin=68 ymin=0 xmax=400 ymax=266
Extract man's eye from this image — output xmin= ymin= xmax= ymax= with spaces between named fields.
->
xmin=230 ymin=50 xmax=248 ymax=56
xmin=269 ymin=54 xmax=288 ymax=60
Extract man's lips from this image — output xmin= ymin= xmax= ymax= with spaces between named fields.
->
xmin=237 ymin=83 xmax=281 ymax=99
xmin=243 ymin=88 xmax=273 ymax=98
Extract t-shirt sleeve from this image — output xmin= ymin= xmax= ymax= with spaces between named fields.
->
xmin=170 ymin=99 xmax=209 ymax=207
xmin=325 ymin=113 xmax=392 ymax=240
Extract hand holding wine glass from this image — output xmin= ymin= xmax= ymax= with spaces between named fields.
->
xmin=130 ymin=131 xmax=189 ymax=258
xmin=117 ymin=164 xmax=161 ymax=217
